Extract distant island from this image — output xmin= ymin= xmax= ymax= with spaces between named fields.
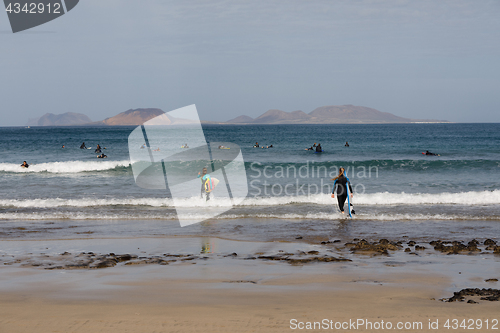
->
xmin=88 ymin=108 xmax=166 ymax=126
xmin=27 ymin=112 xmax=92 ymax=126
xmin=26 ymin=105 xmax=449 ymax=126
xmin=225 ymin=105 xmax=448 ymax=124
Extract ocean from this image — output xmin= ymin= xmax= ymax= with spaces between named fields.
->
xmin=1 ymin=123 xmax=499 ymax=242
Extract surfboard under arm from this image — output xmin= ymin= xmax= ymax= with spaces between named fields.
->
xmin=345 ymin=177 xmax=352 ymax=218
xmin=346 ymin=186 xmax=352 ymax=218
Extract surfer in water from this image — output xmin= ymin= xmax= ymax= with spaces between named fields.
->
xmin=345 ymin=141 xmax=349 ymax=147
xmin=97 ymin=153 xmax=107 ymax=159
xmin=316 ymin=144 xmax=322 ymax=152
xmin=424 ymin=150 xmax=440 ymax=156
xmin=20 ymin=161 xmax=29 ymax=168
xmin=198 ymin=167 xmax=211 ymax=201
xmin=253 ymin=142 xmax=259 ymax=148
xmin=331 ymin=167 xmax=353 ymax=214
xmin=80 ymin=142 xmax=87 ymax=149
xmin=95 ymin=144 xmax=102 ymax=153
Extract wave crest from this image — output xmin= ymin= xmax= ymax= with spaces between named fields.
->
xmin=0 ymin=160 xmax=131 ymax=174
xmin=1 ymin=190 xmax=499 ymax=208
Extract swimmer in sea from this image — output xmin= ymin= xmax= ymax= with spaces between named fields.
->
xmin=21 ymin=161 xmax=29 ymax=168
xmin=80 ymin=142 xmax=87 ymax=149
xmin=97 ymin=153 xmax=107 ymax=159
xmin=345 ymin=141 xmax=349 ymax=147
xmin=253 ymin=142 xmax=259 ymax=148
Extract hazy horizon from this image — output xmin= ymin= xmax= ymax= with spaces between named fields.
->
xmin=2 ymin=0 xmax=500 ymax=125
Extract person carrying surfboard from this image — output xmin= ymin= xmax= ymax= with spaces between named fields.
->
xmin=197 ymin=167 xmax=220 ymax=201
xmin=330 ymin=167 xmax=353 ymax=214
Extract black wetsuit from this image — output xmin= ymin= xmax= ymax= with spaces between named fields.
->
xmin=332 ymin=175 xmax=353 ymax=212
xmin=80 ymin=143 xmax=86 ymax=149
xmin=316 ymin=145 xmax=322 ymax=152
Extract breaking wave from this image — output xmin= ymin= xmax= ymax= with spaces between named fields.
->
xmin=1 ymin=190 xmax=499 ymax=208
xmin=0 ymin=160 xmax=131 ymax=174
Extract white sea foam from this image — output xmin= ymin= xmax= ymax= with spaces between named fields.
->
xmin=1 ymin=190 xmax=499 ymax=208
xmin=243 ymin=190 xmax=500 ymax=206
xmin=0 ymin=160 xmax=131 ymax=173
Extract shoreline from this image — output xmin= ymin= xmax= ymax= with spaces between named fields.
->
xmin=1 ymin=216 xmax=499 ymax=244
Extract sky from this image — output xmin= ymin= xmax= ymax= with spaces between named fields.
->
xmin=1 ymin=0 xmax=500 ymax=125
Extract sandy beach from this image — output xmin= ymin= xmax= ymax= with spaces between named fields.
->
xmin=1 ymin=236 xmax=499 ymax=333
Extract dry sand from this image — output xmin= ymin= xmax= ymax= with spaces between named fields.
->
xmin=0 ymin=261 xmax=499 ymax=332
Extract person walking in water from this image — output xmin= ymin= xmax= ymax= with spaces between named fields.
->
xmin=331 ymin=167 xmax=353 ymax=214
xmin=198 ymin=167 xmax=211 ymax=201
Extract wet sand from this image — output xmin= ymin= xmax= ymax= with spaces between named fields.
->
xmin=0 ymin=236 xmax=499 ymax=332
